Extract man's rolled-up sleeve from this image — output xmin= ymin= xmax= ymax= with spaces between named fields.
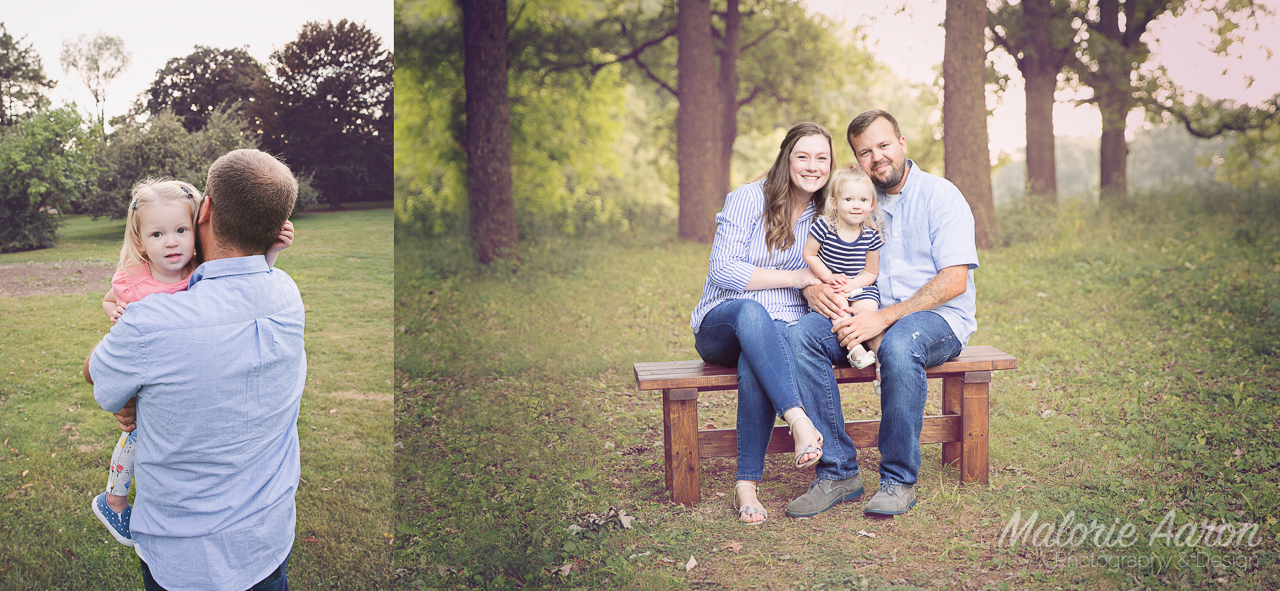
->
xmin=90 ymin=321 xmax=145 ymax=413
xmin=930 ymin=187 xmax=979 ymax=271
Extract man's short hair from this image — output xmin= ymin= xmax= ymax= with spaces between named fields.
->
xmin=847 ymin=109 xmax=903 ymax=145
xmin=205 ymin=150 xmax=298 ymax=255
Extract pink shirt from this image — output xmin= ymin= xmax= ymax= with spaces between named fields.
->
xmin=111 ymin=264 xmax=191 ymax=305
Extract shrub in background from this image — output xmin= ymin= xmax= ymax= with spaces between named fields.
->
xmin=0 ymin=107 xmax=95 ymax=253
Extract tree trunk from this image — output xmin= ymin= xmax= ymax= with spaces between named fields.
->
xmin=1098 ymin=106 xmax=1129 ymax=202
xmin=715 ymin=0 xmax=741 ymax=201
xmin=1020 ymin=0 xmax=1059 ymax=204
xmin=677 ymin=0 xmax=720 ymax=243
xmin=1023 ymin=65 xmax=1058 ymax=204
xmin=943 ymin=0 xmax=996 ymax=249
xmin=461 ymin=0 xmax=518 ymax=264
xmin=1092 ymin=0 xmax=1130 ymax=204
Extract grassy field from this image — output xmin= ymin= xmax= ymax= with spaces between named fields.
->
xmin=0 ymin=208 xmax=392 ymax=589
xmin=394 ymin=191 xmax=1280 ymax=590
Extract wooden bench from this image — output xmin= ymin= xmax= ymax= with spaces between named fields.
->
xmin=634 ymin=345 xmax=1017 ymax=506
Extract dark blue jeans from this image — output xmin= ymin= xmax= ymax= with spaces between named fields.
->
xmin=787 ymin=310 xmax=962 ymax=486
xmin=695 ymin=299 xmax=804 ymax=481
xmin=142 ymin=554 xmax=288 ymax=591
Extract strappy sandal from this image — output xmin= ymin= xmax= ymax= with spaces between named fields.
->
xmin=731 ymin=482 xmax=768 ymax=525
xmin=787 ymin=414 xmax=824 ymax=469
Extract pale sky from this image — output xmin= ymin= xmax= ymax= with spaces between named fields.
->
xmin=5 ymin=0 xmax=393 ymax=131
xmin=802 ymin=0 xmax=1280 ymax=157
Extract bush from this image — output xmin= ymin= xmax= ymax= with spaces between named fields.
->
xmin=80 ymin=107 xmax=257 ymax=220
xmin=292 ymin=171 xmax=320 ymax=216
xmin=0 ymin=107 xmax=95 ymax=252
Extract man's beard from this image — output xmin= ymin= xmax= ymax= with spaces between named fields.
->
xmin=869 ymin=157 xmax=906 ymax=190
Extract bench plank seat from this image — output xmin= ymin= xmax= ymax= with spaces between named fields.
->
xmin=635 ymin=345 xmax=1016 ymax=506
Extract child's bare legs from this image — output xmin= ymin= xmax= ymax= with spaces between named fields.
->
xmin=845 ymin=299 xmax=879 ymax=368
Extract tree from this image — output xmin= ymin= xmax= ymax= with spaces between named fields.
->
xmin=989 ymin=0 xmax=1077 ymax=204
xmin=260 ymin=19 xmax=393 ymax=209
xmin=676 ymin=0 xmax=720 ymax=242
xmin=943 ymin=0 xmax=996 ymax=248
xmin=562 ymin=0 xmax=859 ymax=242
xmin=0 ymin=107 xmax=94 ymax=252
xmin=144 ymin=46 xmax=268 ymax=132
xmin=59 ymin=32 xmax=131 ymax=138
xmin=0 ymin=23 xmax=55 ymax=126
xmin=82 ymin=108 xmax=257 ymax=220
xmin=457 ymin=0 xmax=518 ymax=264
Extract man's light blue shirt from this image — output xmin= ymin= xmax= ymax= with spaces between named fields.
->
xmin=875 ymin=161 xmax=980 ymax=347
xmin=91 ymin=255 xmax=306 ymax=591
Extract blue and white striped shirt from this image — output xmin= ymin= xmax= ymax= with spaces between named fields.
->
xmin=691 ymin=180 xmax=815 ymax=332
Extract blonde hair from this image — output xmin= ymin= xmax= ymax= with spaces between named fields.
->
xmin=820 ymin=164 xmax=886 ymax=239
xmin=117 ymin=179 xmax=204 ymax=275
xmin=761 ymin=122 xmax=835 ymax=253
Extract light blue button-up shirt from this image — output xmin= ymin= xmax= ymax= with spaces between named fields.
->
xmin=91 ymin=255 xmax=306 ymax=591
xmin=875 ymin=161 xmax=979 ymax=347
xmin=690 ymin=180 xmax=815 ymax=332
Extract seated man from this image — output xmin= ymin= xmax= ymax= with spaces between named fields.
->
xmin=784 ymin=109 xmax=979 ymax=518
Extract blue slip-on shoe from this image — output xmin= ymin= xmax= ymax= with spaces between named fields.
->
xmin=92 ymin=492 xmax=134 ymax=547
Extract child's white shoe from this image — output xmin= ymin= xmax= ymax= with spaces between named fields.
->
xmin=848 ymin=349 xmax=876 ymax=369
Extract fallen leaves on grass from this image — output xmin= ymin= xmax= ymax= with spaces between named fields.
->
xmin=857 ymin=530 xmax=877 ymax=538
xmin=722 ymin=541 xmax=742 ymax=554
xmin=571 ymin=506 xmax=636 ymax=532
xmin=685 ymin=555 xmax=697 ymax=571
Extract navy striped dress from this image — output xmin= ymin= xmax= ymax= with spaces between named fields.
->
xmin=808 ymin=221 xmax=883 ymax=304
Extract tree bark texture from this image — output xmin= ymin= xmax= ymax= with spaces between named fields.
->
xmin=943 ymin=0 xmax=996 ymax=249
xmin=1023 ymin=65 xmax=1058 ymax=204
xmin=462 ymin=0 xmax=519 ymax=264
xmin=677 ymin=0 xmax=720 ymax=243
xmin=1019 ymin=0 xmax=1062 ymax=204
xmin=715 ymin=0 xmax=741 ymax=202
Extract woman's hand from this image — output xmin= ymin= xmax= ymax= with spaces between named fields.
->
xmin=791 ymin=269 xmax=821 ymax=290
xmin=803 ymin=283 xmax=848 ymax=320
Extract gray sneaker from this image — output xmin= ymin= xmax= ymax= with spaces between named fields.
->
xmin=863 ymin=482 xmax=916 ymax=516
xmin=784 ymin=473 xmax=863 ymax=517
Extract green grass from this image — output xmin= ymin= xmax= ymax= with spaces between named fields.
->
xmin=0 ymin=210 xmax=392 ymax=589
xmin=394 ymin=192 xmax=1280 ymax=590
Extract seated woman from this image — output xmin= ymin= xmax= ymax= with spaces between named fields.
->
xmin=688 ymin=122 xmax=835 ymax=524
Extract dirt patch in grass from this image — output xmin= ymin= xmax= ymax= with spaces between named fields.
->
xmin=0 ymin=261 xmax=114 ymax=297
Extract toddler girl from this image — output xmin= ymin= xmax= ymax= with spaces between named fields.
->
xmin=802 ymin=164 xmax=885 ymax=369
xmin=91 ymin=179 xmax=293 ymax=546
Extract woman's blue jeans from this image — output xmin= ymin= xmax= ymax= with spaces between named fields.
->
xmin=695 ymin=299 xmax=804 ymax=481
xmin=786 ymin=310 xmax=962 ymax=486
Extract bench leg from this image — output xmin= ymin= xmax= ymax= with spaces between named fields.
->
xmin=662 ymin=388 xmax=700 ymax=506
xmin=960 ymin=371 xmax=991 ymax=485
xmin=941 ymin=376 xmax=962 ymax=469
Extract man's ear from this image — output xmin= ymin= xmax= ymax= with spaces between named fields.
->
xmin=197 ymin=194 xmax=213 ymax=225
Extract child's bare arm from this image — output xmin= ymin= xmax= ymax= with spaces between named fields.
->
xmin=102 ymin=288 xmax=126 ymax=322
xmin=264 ymin=220 xmax=295 ymax=268
xmin=844 ymin=249 xmax=880 ymax=290
xmin=802 ymin=236 xmax=835 ymax=283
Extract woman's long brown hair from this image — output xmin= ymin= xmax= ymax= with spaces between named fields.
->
xmin=760 ymin=122 xmax=835 ymax=253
